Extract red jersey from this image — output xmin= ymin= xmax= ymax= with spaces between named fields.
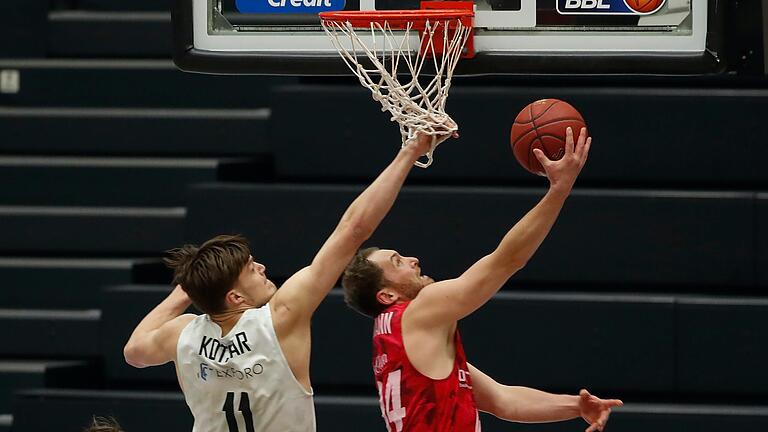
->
xmin=372 ymin=302 xmax=480 ymax=432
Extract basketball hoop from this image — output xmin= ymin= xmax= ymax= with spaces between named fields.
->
xmin=319 ymin=3 xmax=474 ymax=168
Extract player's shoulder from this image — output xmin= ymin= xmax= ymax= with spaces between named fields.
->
xmin=163 ymin=313 xmax=198 ymax=337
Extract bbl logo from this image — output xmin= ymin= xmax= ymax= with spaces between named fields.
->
xmin=557 ymin=0 xmax=666 ymax=15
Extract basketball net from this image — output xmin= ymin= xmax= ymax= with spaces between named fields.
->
xmin=321 ymin=15 xmax=471 ymax=168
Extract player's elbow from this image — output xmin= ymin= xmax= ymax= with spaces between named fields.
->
xmin=506 ymin=258 xmax=528 ymax=274
xmin=123 ymin=342 xmax=148 ymax=368
xmin=492 ymin=391 xmax=524 ymax=422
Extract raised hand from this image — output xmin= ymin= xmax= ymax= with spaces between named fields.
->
xmin=578 ymin=389 xmax=623 ymax=432
xmin=532 ymin=126 xmax=591 ymax=193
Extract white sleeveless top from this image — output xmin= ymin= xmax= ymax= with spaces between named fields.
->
xmin=176 ymin=304 xmax=316 ymax=432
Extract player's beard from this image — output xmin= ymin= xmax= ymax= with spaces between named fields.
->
xmin=397 ymin=275 xmax=433 ymax=300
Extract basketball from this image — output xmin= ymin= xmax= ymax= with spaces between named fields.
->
xmin=510 ymin=99 xmax=587 ymax=176
xmin=624 ymin=0 xmax=665 ymax=13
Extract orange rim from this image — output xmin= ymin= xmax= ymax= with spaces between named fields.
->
xmin=319 ymin=9 xmax=473 ymax=28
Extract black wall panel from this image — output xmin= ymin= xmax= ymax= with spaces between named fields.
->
xmin=758 ymin=193 xmax=768 ymax=287
xmin=0 ymin=64 xmax=294 ymax=108
xmin=0 ymin=208 xmax=185 ymax=254
xmin=460 ymin=292 xmax=675 ymax=394
xmin=271 ymin=86 xmax=768 ymax=186
xmin=187 ymin=184 xmax=755 ymax=286
xmin=0 ymin=310 xmax=100 ymax=356
xmin=0 ymin=109 xmax=269 ymax=156
xmin=677 ymin=297 xmax=768 ymax=394
xmin=0 ymin=1 xmax=47 ymax=57
xmin=0 ymin=258 xmax=134 ymax=309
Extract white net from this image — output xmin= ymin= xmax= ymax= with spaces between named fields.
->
xmin=321 ymin=15 xmax=471 ymax=168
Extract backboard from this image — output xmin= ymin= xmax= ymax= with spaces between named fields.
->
xmin=172 ymin=0 xmax=723 ymax=75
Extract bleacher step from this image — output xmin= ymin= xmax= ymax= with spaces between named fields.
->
xmin=0 ymin=310 xmax=100 ymax=357
xmin=0 ymin=205 xmax=184 ymax=254
xmin=0 ymin=257 xmax=153 ymax=308
xmin=0 ymin=156 xmax=267 ymax=206
xmin=0 ymin=59 xmax=295 ymax=108
xmin=0 ymin=106 xmax=270 ymax=156
xmin=11 ymin=389 xmax=768 ymax=432
xmin=48 ymin=11 xmax=170 ymax=58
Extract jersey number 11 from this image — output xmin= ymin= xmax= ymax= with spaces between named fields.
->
xmin=222 ymin=391 xmax=255 ymax=432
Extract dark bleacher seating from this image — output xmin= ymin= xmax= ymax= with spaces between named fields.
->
xmin=0 ymin=156 xmax=263 ymax=206
xmin=677 ymin=296 xmax=768 ymax=395
xmin=186 ymin=184 xmax=757 ymax=285
xmin=0 ymin=206 xmax=184 ymax=255
xmin=0 ymin=257 xmax=143 ymax=309
xmin=759 ymin=194 xmax=768 ymax=287
xmin=461 ymin=292 xmax=675 ymax=394
xmin=47 ymin=11 xmax=171 ymax=58
xmin=76 ymin=0 xmax=172 ymax=12
xmin=0 ymin=309 xmax=99 ymax=357
xmin=1 ymin=0 xmax=767 ymax=428
xmin=0 ymin=107 xmax=270 ymax=156
xmin=0 ymin=60 xmax=296 ymax=108
xmin=0 ymin=2 xmax=47 ymax=58
xmin=10 ymin=390 xmax=386 ymax=432
xmin=270 ymin=85 xmax=768 ymax=186
xmin=0 ymin=360 xmax=95 ymax=411
xmin=11 ymin=389 xmax=768 ymax=432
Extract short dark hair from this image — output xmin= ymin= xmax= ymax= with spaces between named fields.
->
xmin=164 ymin=234 xmax=251 ymax=315
xmin=84 ymin=416 xmax=123 ymax=432
xmin=341 ymin=247 xmax=389 ymax=318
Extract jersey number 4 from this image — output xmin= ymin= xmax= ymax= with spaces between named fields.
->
xmin=377 ymin=370 xmax=406 ymax=432
xmin=222 ymin=391 xmax=255 ymax=432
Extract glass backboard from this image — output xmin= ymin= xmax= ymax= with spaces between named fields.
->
xmin=172 ymin=0 xmax=722 ymax=75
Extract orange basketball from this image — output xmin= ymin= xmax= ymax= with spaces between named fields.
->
xmin=624 ymin=0 xmax=665 ymax=13
xmin=510 ymin=99 xmax=586 ymax=176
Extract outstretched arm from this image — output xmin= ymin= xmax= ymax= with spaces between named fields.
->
xmin=469 ymin=363 xmax=622 ymax=432
xmin=408 ymin=127 xmax=590 ymax=326
xmin=123 ymin=285 xmax=196 ymax=368
xmin=272 ymin=134 xmax=444 ymax=322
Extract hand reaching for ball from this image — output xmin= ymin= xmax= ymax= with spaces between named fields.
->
xmin=533 ymin=126 xmax=590 ymax=194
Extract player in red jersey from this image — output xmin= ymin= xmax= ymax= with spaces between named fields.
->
xmin=343 ymin=128 xmax=622 ymax=432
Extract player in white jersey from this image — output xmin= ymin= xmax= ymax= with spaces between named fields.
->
xmin=122 ymin=132 xmax=452 ymax=432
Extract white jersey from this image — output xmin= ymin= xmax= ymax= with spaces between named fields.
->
xmin=176 ymin=304 xmax=315 ymax=432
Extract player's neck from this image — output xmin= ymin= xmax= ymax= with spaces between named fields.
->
xmin=210 ymin=306 xmax=251 ymax=337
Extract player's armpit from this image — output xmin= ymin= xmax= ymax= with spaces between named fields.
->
xmin=467 ymin=363 xmax=506 ymax=416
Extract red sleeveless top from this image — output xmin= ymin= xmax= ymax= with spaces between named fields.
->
xmin=372 ymin=302 xmax=481 ymax=432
